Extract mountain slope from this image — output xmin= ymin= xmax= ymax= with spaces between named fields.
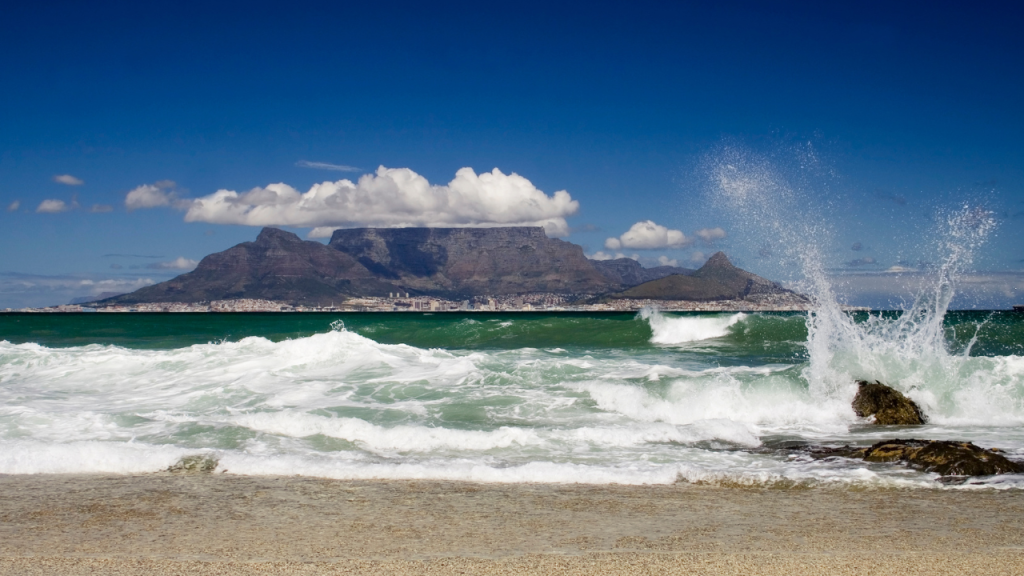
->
xmin=101 ymin=228 xmax=398 ymax=305
xmin=328 ymin=227 xmax=611 ymax=297
xmin=590 ymin=258 xmax=695 ymax=287
xmin=612 ymin=252 xmax=808 ymax=303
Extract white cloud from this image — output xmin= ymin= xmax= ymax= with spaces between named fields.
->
xmin=36 ymin=199 xmax=70 ymax=213
xmin=657 ymin=255 xmax=679 ymax=267
xmin=125 ymin=181 xmax=189 ymax=211
xmin=307 ymin=227 xmax=336 ymax=239
xmin=90 ymin=204 xmax=113 ymax=213
xmin=695 ymin=227 xmax=727 ymax=243
xmin=689 ymin=251 xmax=707 ymax=264
xmin=605 ymin=220 xmax=689 ymax=250
xmin=146 ymin=257 xmax=199 ymax=270
xmin=296 ymin=160 xmax=361 ymax=172
xmin=589 ymin=251 xmax=636 ymax=261
xmin=6 ymin=200 xmax=18 ymax=212
xmin=53 ymin=174 xmax=84 ymax=186
xmin=184 ymin=166 xmax=579 ymax=237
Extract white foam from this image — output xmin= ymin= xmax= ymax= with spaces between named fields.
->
xmin=639 ymin=308 xmax=745 ymax=345
xmin=0 ymin=440 xmax=196 ymax=475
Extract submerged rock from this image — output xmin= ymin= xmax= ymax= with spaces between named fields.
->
xmin=816 ymin=439 xmax=1024 ymax=478
xmin=852 ymin=380 xmax=925 ymax=425
xmin=167 ymin=454 xmax=219 ymax=473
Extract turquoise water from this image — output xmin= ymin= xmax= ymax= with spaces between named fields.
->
xmin=1 ymin=310 xmax=1023 ymax=487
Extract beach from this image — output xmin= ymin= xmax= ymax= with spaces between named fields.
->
xmin=2 ymin=473 xmax=1023 ymax=575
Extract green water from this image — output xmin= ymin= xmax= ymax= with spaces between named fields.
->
xmin=1 ymin=310 xmax=1021 ymax=357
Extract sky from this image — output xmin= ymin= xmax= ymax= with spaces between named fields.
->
xmin=1 ymin=0 xmax=1022 ymax=309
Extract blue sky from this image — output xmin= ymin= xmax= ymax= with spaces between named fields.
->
xmin=1 ymin=1 xmax=1022 ymax=308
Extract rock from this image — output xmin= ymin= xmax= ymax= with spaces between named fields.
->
xmin=812 ymin=439 xmax=1024 ymax=478
xmin=167 ymin=454 xmax=219 ymax=473
xmin=861 ymin=439 xmax=1023 ymax=477
xmin=852 ymin=380 xmax=926 ymax=425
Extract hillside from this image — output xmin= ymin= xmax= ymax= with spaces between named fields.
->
xmin=612 ymin=252 xmax=808 ymax=303
xmin=329 ymin=227 xmax=611 ymax=297
xmin=102 ymin=228 xmax=400 ymax=306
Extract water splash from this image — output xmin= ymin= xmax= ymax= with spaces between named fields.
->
xmin=705 ymin=145 xmax=1000 ymax=416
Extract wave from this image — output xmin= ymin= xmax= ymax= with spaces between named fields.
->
xmin=2 ymin=309 xmax=1024 ymax=488
xmin=638 ymin=308 xmax=746 ymax=345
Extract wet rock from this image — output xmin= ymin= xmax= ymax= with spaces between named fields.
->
xmin=815 ymin=439 xmax=1024 ymax=478
xmin=167 ymin=454 xmax=219 ymax=473
xmin=852 ymin=380 xmax=925 ymax=425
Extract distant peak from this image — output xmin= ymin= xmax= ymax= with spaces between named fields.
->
xmin=257 ymin=227 xmax=301 ymax=243
xmin=702 ymin=251 xmax=733 ymax=268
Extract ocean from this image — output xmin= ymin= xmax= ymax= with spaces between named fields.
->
xmin=2 ymin=306 xmax=1022 ymax=488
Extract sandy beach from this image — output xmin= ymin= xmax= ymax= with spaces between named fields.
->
xmin=1 ymin=473 xmax=1022 ymax=575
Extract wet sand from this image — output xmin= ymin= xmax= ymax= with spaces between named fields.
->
xmin=2 ymin=473 xmax=1023 ymax=575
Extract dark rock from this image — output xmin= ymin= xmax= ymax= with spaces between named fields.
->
xmin=862 ymin=439 xmax=1023 ymax=477
xmin=852 ymin=380 xmax=926 ymax=425
xmin=590 ymin=258 xmax=695 ymax=288
xmin=168 ymin=454 xmax=219 ymax=473
xmin=329 ymin=227 xmax=611 ymax=297
xmin=810 ymin=439 xmax=1024 ymax=478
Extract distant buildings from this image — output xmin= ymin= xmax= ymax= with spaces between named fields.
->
xmin=8 ymin=293 xmax=819 ymax=313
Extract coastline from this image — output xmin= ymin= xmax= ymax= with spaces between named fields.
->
xmin=2 ymin=474 xmax=1023 ymax=575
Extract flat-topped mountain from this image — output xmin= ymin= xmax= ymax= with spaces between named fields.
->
xmin=96 ymin=227 xmax=804 ymax=306
xmin=329 ymin=227 xmax=610 ymax=297
xmin=611 ymin=252 xmax=808 ymax=304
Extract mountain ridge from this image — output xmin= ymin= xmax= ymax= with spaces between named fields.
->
xmin=95 ymin=227 xmax=804 ymax=306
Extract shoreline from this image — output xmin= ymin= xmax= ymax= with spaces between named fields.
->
xmin=3 ymin=474 xmax=1023 ymax=575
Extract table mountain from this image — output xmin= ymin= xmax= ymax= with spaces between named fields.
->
xmin=328 ymin=227 xmax=611 ymax=297
xmin=97 ymin=228 xmax=803 ymax=306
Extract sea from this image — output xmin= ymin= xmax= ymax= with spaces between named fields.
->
xmin=2 ymin=304 xmax=1023 ymax=489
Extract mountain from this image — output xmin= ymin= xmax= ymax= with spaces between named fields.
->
xmin=611 ymin=252 xmax=808 ymax=303
xmin=590 ymin=258 xmax=695 ymax=286
xmin=97 ymin=228 xmax=803 ymax=306
xmin=101 ymin=228 xmax=399 ymax=305
xmin=328 ymin=227 xmax=610 ymax=297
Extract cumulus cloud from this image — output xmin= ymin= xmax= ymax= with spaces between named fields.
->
xmin=588 ymin=251 xmax=636 ymax=261
xmin=689 ymin=251 xmax=707 ymax=264
xmin=125 ymin=180 xmax=189 ymax=211
xmin=296 ymin=160 xmax=361 ymax=172
xmin=36 ymin=199 xmax=70 ymax=213
xmin=657 ymin=255 xmax=679 ymax=267
xmin=183 ymin=166 xmax=579 ymax=237
xmin=6 ymin=200 xmax=18 ymax=212
xmin=695 ymin=227 xmax=727 ymax=243
xmin=145 ymin=257 xmax=198 ymax=270
xmin=605 ymin=220 xmax=690 ymax=250
xmin=53 ymin=174 xmax=84 ymax=186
